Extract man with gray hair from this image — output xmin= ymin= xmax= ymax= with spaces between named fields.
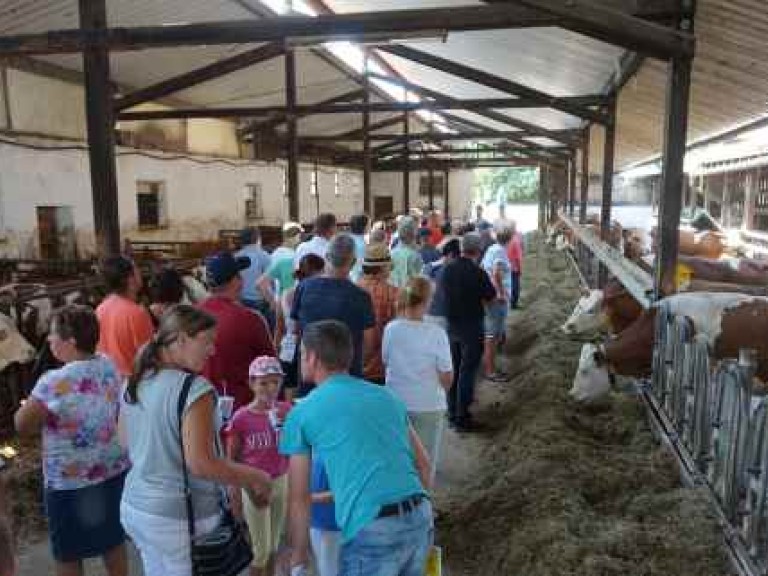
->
xmin=441 ymin=232 xmax=496 ymax=432
xmin=390 ymin=216 xmax=425 ymax=288
xmin=291 ymin=233 xmax=376 ymax=381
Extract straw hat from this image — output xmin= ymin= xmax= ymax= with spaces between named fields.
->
xmin=363 ymin=242 xmax=392 ymax=268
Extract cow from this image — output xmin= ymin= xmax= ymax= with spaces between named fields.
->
xmin=570 ymin=292 xmax=768 ymax=402
xmin=0 ymin=312 xmax=36 ymax=372
xmin=561 ymin=278 xmax=644 ymax=338
xmin=181 ymin=274 xmax=210 ymax=304
xmin=678 ymin=255 xmax=768 ymax=287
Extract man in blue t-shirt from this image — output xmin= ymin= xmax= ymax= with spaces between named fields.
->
xmin=280 ymin=320 xmax=432 ymax=576
xmin=291 ymin=233 xmax=375 ymax=383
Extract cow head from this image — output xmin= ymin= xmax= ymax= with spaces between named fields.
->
xmin=570 ymin=343 xmax=612 ymax=402
xmin=561 ymin=289 xmax=608 ymax=338
xmin=0 ymin=312 xmax=36 ymax=372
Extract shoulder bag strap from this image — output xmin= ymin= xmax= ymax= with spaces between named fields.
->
xmin=177 ymin=373 xmax=197 ymax=540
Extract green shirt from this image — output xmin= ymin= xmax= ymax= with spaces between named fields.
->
xmin=266 ymin=246 xmax=296 ymax=295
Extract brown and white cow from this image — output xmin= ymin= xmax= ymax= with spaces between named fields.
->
xmin=0 ymin=312 xmax=36 ymax=372
xmin=561 ymin=278 xmax=644 ymax=338
xmin=570 ymin=292 xmax=768 ymax=401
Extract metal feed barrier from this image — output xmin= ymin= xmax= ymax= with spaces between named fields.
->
xmin=561 ymin=214 xmax=768 ymax=576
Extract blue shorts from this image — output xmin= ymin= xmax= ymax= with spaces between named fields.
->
xmin=484 ymin=301 xmax=508 ymax=339
xmin=45 ymin=470 xmax=127 ymax=562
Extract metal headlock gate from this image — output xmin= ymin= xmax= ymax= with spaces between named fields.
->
xmin=559 ymin=213 xmax=768 ymax=576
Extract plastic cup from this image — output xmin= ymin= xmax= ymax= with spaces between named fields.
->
xmin=218 ymin=395 xmax=235 ymax=421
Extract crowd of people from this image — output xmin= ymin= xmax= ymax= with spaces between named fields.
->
xmin=8 ymin=205 xmax=524 ymax=576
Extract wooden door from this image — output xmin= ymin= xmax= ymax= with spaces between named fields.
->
xmin=373 ymin=196 xmax=394 ymax=220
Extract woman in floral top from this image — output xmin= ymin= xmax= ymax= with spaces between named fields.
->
xmin=15 ymin=304 xmax=129 ymax=576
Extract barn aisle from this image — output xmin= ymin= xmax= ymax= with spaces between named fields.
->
xmin=434 ymin=236 xmax=731 ymax=576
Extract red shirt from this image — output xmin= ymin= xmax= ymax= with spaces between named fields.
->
xmin=428 ymin=226 xmax=444 ymax=247
xmin=96 ymin=294 xmax=154 ymax=376
xmin=225 ymin=403 xmax=291 ymax=478
xmin=199 ymin=296 xmax=276 ymax=410
xmin=507 ymin=232 xmax=524 ymax=273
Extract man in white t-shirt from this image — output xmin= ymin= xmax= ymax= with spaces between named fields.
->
xmin=294 ymin=213 xmax=337 ymax=269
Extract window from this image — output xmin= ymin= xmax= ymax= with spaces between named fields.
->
xmin=245 ymin=183 xmax=264 ymax=220
xmin=310 ymin=169 xmax=318 ymax=197
xmin=418 ymin=174 xmax=445 ymax=198
xmin=334 ymin=172 xmax=341 ymax=197
xmin=136 ymin=181 xmax=167 ymax=229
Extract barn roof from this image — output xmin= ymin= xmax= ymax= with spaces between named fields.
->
xmin=0 ymin=0 xmax=765 ymax=171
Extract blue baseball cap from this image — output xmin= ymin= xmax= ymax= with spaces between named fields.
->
xmin=204 ymin=252 xmax=250 ymax=287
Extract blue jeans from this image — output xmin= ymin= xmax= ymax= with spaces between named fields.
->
xmin=447 ymin=326 xmax=484 ymax=424
xmin=339 ymin=500 xmax=433 ymax=576
xmin=510 ymin=271 xmax=521 ymax=309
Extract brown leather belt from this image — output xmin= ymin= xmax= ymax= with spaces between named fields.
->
xmin=377 ymin=495 xmax=425 ymax=518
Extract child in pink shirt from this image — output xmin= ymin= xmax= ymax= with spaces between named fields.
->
xmin=226 ymin=356 xmax=292 ymax=576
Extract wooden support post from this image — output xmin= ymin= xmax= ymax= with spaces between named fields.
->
xmin=444 ymin=170 xmax=450 ymax=217
xmin=722 ymin=171 xmax=730 ymax=228
xmin=744 ymin=170 xmax=756 ymax=231
xmin=538 ymin=165 xmax=548 ymax=231
xmin=403 ymin=109 xmax=410 ymax=213
xmin=79 ymin=0 xmax=120 ymax=257
xmin=285 ymin=48 xmax=299 ymax=220
xmin=655 ymin=55 xmax=693 ymax=298
xmin=568 ymin=153 xmax=576 ymax=216
xmin=428 ymin=167 xmax=435 ymax=211
xmin=579 ymin=127 xmax=590 ymax=224
xmin=599 ymin=98 xmax=617 ymax=286
xmin=362 ymin=50 xmax=372 ymax=216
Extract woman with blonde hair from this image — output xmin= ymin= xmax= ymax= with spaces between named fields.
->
xmin=119 ymin=304 xmax=272 ymax=576
xmin=382 ymin=276 xmax=453 ymax=484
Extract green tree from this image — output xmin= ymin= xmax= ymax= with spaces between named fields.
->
xmin=474 ymin=167 xmax=540 ymax=204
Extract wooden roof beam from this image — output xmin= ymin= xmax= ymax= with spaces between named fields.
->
xmin=0 ymin=5 xmax=561 ymax=56
xmin=239 ymin=88 xmax=364 ymax=137
xmin=368 ymin=72 xmax=581 ymax=147
xmin=114 ymin=42 xmax=284 ymax=111
xmin=301 ymin=130 xmax=581 ymax=143
xmin=378 ymin=45 xmax=608 ymax=124
xmin=117 ymin=96 xmax=606 ymax=120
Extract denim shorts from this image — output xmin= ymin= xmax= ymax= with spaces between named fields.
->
xmin=484 ymin=300 xmax=508 ymax=339
xmin=46 ymin=470 xmax=127 ymax=562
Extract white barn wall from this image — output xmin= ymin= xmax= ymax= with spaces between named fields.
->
xmin=0 ymin=140 xmax=362 ymax=259
xmin=370 ymin=170 xmax=476 ymax=220
xmin=6 ymin=69 xmax=86 ymax=139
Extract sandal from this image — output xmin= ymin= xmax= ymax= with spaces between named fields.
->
xmin=486 ymin=372 xmax=510 ymax=382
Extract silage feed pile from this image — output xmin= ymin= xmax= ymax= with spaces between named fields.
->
xmin=436 ymin=238 xmax=731 ymax=576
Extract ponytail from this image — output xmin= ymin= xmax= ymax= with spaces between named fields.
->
xmin=124 ymin=304 xmax=217 ymax=405
xmin=396 ymin=276 xmax=432 ymax=315
xmin=125 ymin=338 xmax=162 ymax=404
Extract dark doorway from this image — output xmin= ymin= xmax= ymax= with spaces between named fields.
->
xmin=37 ymin=206 xmax=76 ymax=260
xmin=374 ymin=196 xmax=394 ymax=220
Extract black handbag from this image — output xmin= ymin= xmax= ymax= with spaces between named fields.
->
xmin=177 ymin=374 xmax=254 ymax=576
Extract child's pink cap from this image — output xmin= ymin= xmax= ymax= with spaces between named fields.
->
xmin=249 ymin=356 xmax=285 ymax=378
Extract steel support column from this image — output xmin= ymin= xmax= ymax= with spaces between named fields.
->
xmin=599 ymin=98 xmax=617 ymax=286
xmin=79 ymin=0 xmax=120 ymax=257
xmin=362 ymin=50 xmax=372 ymax=215
xmin=579 ymin=127 xmax=590 ymax=224
xmin=285 ymin=48 xmax=299 ymax=220
xmin=655 ymin=55 xmax=693 ymax=298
